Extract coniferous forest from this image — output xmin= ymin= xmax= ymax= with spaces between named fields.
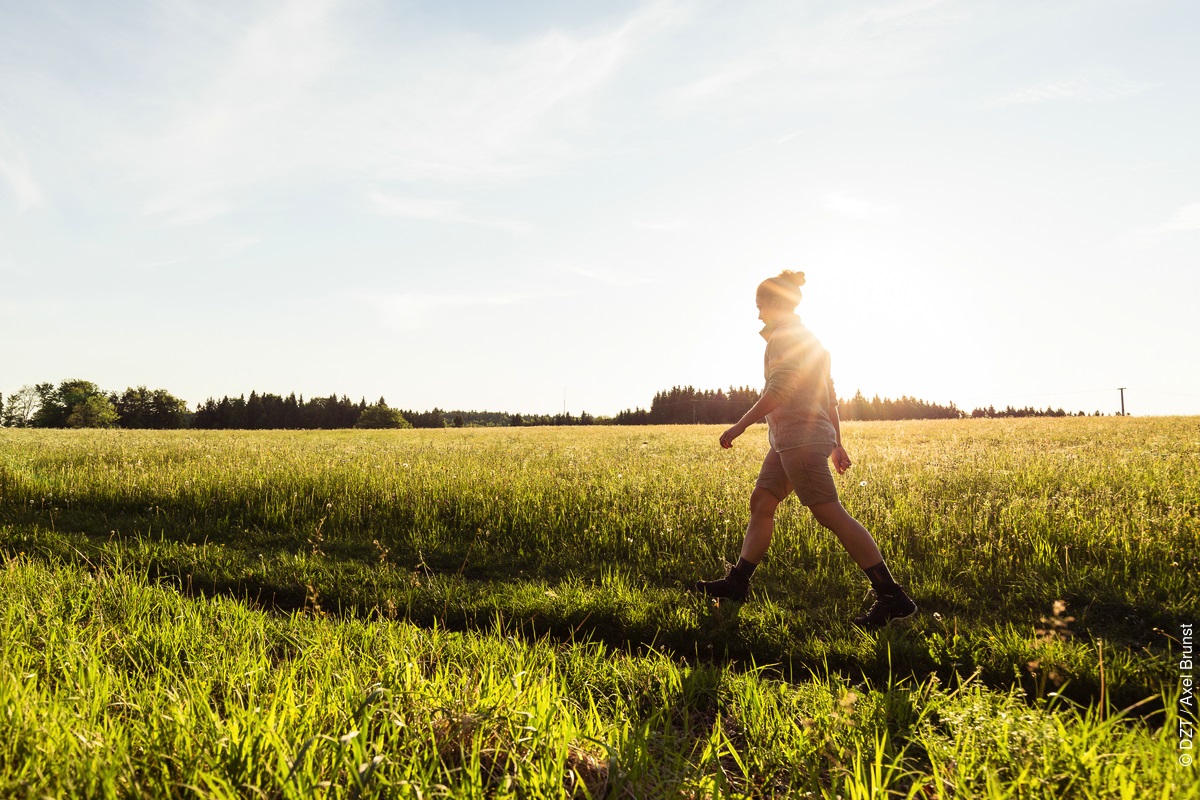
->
xmin=1 ymin=379 xmax=1112 ymax=430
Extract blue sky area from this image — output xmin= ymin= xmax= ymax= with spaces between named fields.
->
xmin=1 ymin=0 xmax=1198 ymax=416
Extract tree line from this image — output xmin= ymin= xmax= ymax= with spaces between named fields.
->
xmin=612 ymin=386 xmax=1106 ymax=423
xmin=1 ymin=381 xmax=190 ymax=429
xmin=837 ymin=390 xmax=1104 ymax=420
xmin=612 ymin=386 xmax=761 ymax=425
xmin=0 ymin=381 xmax=413 ymax=430
xmin=0 ymin=380 xmax=599 ymax=431
xmin=1 ymin=378 xmax=1111 ymax=431
xmin=194 ymin=393 xmax=392 ymax=430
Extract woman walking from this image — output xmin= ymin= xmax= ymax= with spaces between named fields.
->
xmin=693 ymin=270 xmax=916 ymax=628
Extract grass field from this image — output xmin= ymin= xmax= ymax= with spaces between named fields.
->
xmin=0 ymin=418 xmax=1197 ymax=797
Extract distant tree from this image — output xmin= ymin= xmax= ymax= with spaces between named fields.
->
xmin=217 ymin=396 xmax=235 ymax=427
xmin=246 ymin=391 xmax=266 ymax=429
xmin=114 ymin=387 xmax=150 ymax=428
xmin=227 ymin=395 xmax=248 ymax=429
xmin=192 ymin=399 xmax=213 ymax=428
xmin=622 ymin=385 xmax=760 ymax=425
xmin=452 ymin=414 xmax=464 ymax=428
xmin=282 ymin=393 xmax=301 ymax=428
xmin=614 ymin=406 xmax=649 ymax=424
xmin=31 ymin=380 xmax=113 ymax=428
xmin=399 ymin=407 xmax=446 ymax=428
xmin=355 ymin=403 xmax=411 ymax=429
xmin=1 ymin=385 xmax=39 ymax=427
xmin=443 ymin=409 xmax=516 ymax=427
xmin=258 ymin=392 xmax=283 ymax=428
xmin=114 ymin=386 xmax=189 ymax=429
xmin=509 ymin=413 xmax=523 ymax=427
xmin=67 ymin=394 xmax=118 ymax=428
xmin=31 ymin=382 xmax=63 ymax=427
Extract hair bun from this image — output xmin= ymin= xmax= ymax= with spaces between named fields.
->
xmin=778 ymin=270 xmax=806 ymax=288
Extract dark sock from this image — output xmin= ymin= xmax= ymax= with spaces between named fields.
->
xmin=730 ymin=557 xmax=758 ymax=584
xmin=863 ymin=561 xmax=899 ymax=591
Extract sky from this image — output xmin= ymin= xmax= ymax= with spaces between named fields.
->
xmin=1 ymin=0 xmax=1198 ymax=418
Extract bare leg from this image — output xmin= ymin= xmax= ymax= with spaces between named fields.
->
xmin=808 ymin=500 xmax=884 ymax=569
xmin=695 ymin=487 xmax=781 ymax=599
xmin=694 ymin=487 xmax=782 ymax=600
xmin=804 ymin=500 xmax=916 ymax=627
xmin=739 ymin=487 xmax=782 ymax=564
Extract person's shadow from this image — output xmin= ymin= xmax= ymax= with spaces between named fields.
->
xmin=689 ymin=595 xmax=748 ymax=662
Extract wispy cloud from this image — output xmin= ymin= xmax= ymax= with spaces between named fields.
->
xmin=0 ymin=132 xmax=43 ymax=211
xmin=129 ymin=0 xmax=342 ymax=225
xmin=986 ymin=75 xmax=1156 ymax=107
xmin=677 ymin=61 xmax=767 ymax=101
xmin=566 ymin=265 xmax=652 ymax=286
xmin=132 ymin=235 xmax=260 ymax=272
xmin=358 ymin=291 xmax=539 ymax=331
xmin=372 ymin=192 xmax=535 ymax=235
xmin=669 ymin=0 xmax=958 ymax=111
xmin=1120 ymin=202 xmax=1200 ymax=247
xmin=143 ymin=199 xmax=232 ymax=228
xmin=1152 ymin=202 xmax=1200 ymax=233
xmin=631 ymin=218 xmax=691 ymax=232
xmin=119 ymin=0 xmax=678 ymax=227
xmin=825 ymin=191 xmax=894 ymax=223
xmin=138 ymin=256 xmax=189 ymax=271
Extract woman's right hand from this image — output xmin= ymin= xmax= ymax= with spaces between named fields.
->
xmin=720 ymin=423 xmax=746 ymax=449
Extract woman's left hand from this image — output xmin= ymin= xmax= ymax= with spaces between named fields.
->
xmin=831 ymin=445 xmax=852 ymax=474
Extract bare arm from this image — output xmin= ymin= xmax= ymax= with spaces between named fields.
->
xmin=829 ymin=399 xmax=852 ymax=474
xmin=826 ymin=364 xmax=852 ymax=473
xmin=719 ymin=392 xmax=781 ymax=448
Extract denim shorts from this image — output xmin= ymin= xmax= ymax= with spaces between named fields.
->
xmin=754 ymin=444 xmax=839 ymax=507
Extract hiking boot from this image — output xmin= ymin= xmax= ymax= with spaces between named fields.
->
xmin=692 ymin=574 xmax=749 ymax=602
xmin=853 ymin=586 xmax=917 ymax=628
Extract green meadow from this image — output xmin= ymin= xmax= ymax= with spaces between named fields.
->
xmin=0 ymin=417 xmax=1196 ymax=797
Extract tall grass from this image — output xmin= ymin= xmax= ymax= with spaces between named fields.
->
xmin=0 ymin=418 xmax=1196 ymax=796
xmin=2 ymin=420 xmax=1195 ymax=602
xmin=0 ymin=555 xmax=1191 ymax=798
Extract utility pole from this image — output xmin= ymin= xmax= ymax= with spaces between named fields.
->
xmin=1118 ymin=387 xmax=1126 ymax=416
